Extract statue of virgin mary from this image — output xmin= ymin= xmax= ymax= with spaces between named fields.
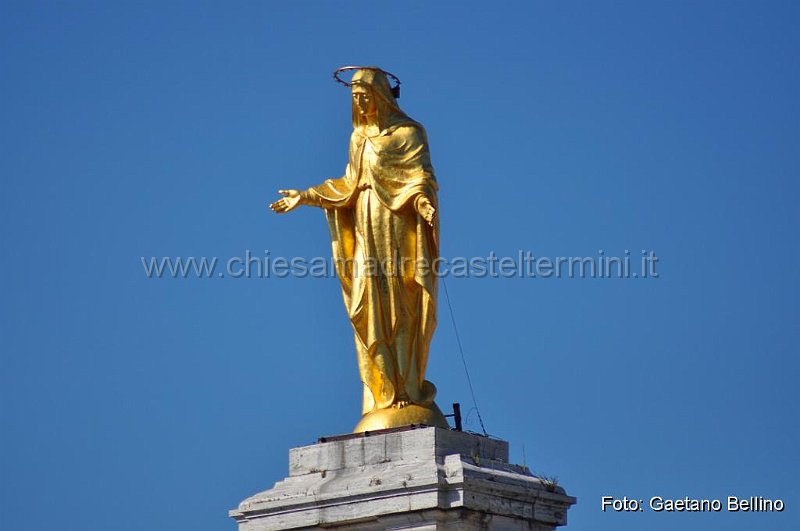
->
xmin=270 ymin=67 xmax=448 ymax=432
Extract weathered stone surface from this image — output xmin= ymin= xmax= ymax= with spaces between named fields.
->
xmin=230 ymin=426 xmax=575 ymax=530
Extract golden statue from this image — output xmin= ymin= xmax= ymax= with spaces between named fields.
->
xmin=270 ymin=66 xmax=448 ymax=432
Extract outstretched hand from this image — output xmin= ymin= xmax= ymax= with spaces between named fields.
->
xmin=269 ymin=189 xmax=302 ymax=214
xmin=416 ymin=196 xmax=436 ymax=227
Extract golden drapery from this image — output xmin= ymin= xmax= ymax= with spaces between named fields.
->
xmin=303 ymin=69 xmax=440 ymax=420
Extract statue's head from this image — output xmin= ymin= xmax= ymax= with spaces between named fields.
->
xmin=350 ymin=68 xmax=401 ymax=128
xmin=334 ymin=66 xmax=406 ymax=131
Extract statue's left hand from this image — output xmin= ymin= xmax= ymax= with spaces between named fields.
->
xmin=416 ymin=196 xmax=436 ymax=227
xmin=270 ymin=189 xmax=302 ymax=214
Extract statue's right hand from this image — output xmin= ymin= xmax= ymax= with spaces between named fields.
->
xmin=269 ymin=189 xmax=302 ymax=214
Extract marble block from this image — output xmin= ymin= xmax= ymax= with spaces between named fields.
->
xmin=230 ymin=426 xmax=576 ymax=530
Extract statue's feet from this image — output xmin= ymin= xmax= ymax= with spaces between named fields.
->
xmin=353 ymin=400 xmax=449 ymax=432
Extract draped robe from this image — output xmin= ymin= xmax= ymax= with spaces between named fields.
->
xmin=304 ymin=119 xmax=439 ymax=415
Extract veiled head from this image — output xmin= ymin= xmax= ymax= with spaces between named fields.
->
xmin=350 ymin=68 xmax=405 ymax=130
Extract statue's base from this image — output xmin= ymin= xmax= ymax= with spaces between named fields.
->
xmin=353 ymin=402 xmax=449 ymax=432
xmin=230 ymin=426 xmax=576 ymax=530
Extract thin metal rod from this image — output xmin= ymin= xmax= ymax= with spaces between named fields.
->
xmin=441 ymin=277 xmax=488 ymax=436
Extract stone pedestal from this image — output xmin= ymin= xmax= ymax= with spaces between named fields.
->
xmin=230 ymin=426 xmax=576 ymax=530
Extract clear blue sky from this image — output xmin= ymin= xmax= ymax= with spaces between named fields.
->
xmin=1 ymin=2 xmax=797 ymax=530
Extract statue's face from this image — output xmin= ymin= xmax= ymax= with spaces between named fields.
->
xmin=352 ymin=86 xmax=376 ymax=117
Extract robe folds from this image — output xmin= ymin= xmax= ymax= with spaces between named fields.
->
xmin=305 ymin=120 xmax=439 ymax=414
